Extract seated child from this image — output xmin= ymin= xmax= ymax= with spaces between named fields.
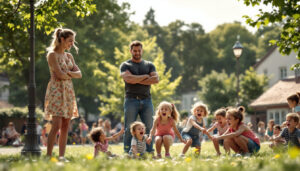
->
xmin=212 ymin=106 xmax=260 ymax=156
xmin=147 ymin=101 xmax=186 ymax=158
xmin=271 ymin=113 xmax=300 ymax=148
xmin=269 ymin=124 xmax=285 ymax=149
xmin=207 ymin=108 xmax=229 ymax=155
xmin=129 ymin=121 xmax=149 ymax=159
xmin=89 ymin=127 xmax=124 ymax=157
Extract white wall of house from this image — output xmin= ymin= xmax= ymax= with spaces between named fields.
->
xmin=0 ymin=80 xmax=9 ymax=101
xmin=267 ymin=108 xmax=289 ymax=125
xmin=180 ymin=91 xmax=200 ymax=112
xmin=256 ymin=49 xmax=298 ymax=87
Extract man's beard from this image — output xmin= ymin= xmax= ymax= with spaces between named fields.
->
xmin=133 ymin=55 xmax=141 ymax=60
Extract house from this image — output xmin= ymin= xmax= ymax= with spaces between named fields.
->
xmin=249 ymin=78 xmax=300 ymax=131
xmin=180 ymin=91 xmax=199 ymax=112
xmin=254 ymin=46 xmax=299 ymax=87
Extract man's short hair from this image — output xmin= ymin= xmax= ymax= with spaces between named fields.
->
xmin=130 ymin=40 xmax=143 ymax=50
xmin=286 ymin=113 xmax=300 ymax=123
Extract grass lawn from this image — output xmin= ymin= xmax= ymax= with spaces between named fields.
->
xmin=0 ymin=141 xmax=300 ymax=171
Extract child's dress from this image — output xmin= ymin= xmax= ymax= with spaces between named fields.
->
xmin=155 ymin=117 xmax=175 ymax=139
xmin=94 ymin=140 xmax=109 ymax=157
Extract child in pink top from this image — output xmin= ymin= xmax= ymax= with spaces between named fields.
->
xmin=212 ymin=106 xmax=260 ymax=156
xmin=89 ymin=127 xmax=124 ymax=157
xmin=147 ymin=101 xmax=186 ymax=158
xmin=207 ymin=108 xmax=229 ymax=155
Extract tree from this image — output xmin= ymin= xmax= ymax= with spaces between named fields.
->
xmin=242 ymin=0 xmax=300 ymax=69
xmin=0 ymin=0 xmax=96 ymax=106
xmin=94 ymin=35 xmax=181 ymax=119
xmin=209 ymin=22 xmax=258 ymax=74
xmin=240 ymin=67 xmax=269 ymax=111
xmin=198 ymin=70 xmax=236 ymax=112
xmin=198 ymin=68 xmax=268 ymax=112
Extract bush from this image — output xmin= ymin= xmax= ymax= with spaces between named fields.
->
xmin=0 ymin=107 xmax=44 ymax=119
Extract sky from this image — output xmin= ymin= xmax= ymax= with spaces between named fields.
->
xmin=117 ymin=0 xmax=272 ymax=33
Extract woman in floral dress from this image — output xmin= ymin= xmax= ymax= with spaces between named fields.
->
xmin=44 ymin=28 xmax=82 ymax=161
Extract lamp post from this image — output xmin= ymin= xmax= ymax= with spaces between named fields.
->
xmin=232 ymin=35 xmax=243 ymax=107
xmin=21 ymin=0 xmax=41 ymax=156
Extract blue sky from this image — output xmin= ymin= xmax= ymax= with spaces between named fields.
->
xmin=118 ymin=0 xmax=272 ymax=33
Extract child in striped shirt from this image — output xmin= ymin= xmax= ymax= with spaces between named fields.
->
xmin=129 ymin=121 xmax=149 ymax=158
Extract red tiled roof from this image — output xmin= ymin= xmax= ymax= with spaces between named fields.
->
xmin=0 ymin=100 xmax=13 ymax=108
xmin=249 ymin=78 xmax=300 ymax=109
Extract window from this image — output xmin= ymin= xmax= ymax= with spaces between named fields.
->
xmin=263 ymin=69 xmax=268 ymax=75
xmin=275 ymin=111 xmax=280 ymax=124
xmin=280 ymin=67 xmax=287 ymax=79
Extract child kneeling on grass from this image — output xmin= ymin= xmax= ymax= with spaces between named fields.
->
xmin=89 ymin=127 xmax=124 ymax=158
xmin=212 ymin=106 xmax=260 ymax=156
xmin=270 ymin=113 xmax=300 ymax=148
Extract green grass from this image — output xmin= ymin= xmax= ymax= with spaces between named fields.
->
xmin=0 ymin=142 xmax=300 ymax=171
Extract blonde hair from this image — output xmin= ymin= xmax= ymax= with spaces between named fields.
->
xmin=130 ymin=121 xmax=145 ymax=137
xmin=46 ymin=27 xmax=78 ymax=53
xmin=191 ymin=102 xmax=209 ymax=117
xmin=226 ymin=106 xmax=245 ymax=125
xmin=154 ymin=101 xmax=180 ymax=123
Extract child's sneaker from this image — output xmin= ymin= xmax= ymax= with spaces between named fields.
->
xmin=179 ymin=154 xmax=185 ymax=158
xmin=165 ymin=153 xmax=171 ymax=159
xmin=58 ymin=156 xmax=70 ymax=163
xmin=156 ymin=154 xmax=162 ymax=159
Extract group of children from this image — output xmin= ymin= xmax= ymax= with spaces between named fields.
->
xmin=88 ymin=93 xmax=300 ymax=159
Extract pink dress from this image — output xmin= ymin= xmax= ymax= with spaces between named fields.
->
xmin=155 ymin=118 xmax=175 ymax=139
xmin=44 ymin=52 xmax=79 ymax=120
xmin=229 ymin=122 xmax=260 ymax=145
xmin=94 ymin=140 xmax=109 ymax=156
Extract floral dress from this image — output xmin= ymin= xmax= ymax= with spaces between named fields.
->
xmin=44 ymin=52 xmax=79 ymax=120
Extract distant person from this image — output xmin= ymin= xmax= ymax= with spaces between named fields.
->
xmin=265 ymin=119 xmax=275 ymax=140
xmin=5 ymin=122 xmax=21 ymax=146
xmin=257 ymin=121 xmax=266 ymax=142
xmin=0 ymin=127 xmax=8 ymax=146
xmin=79 ymin=118 xmax=89 ymax=145
xmin=44 ymin=28 xmax=82 ymax=161
xmin=120 ymin=40 xmax=159 ymax=153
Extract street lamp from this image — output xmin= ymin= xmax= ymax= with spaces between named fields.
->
xmin=21 ymin=0 xmax=41 ymax=156
xmin=232 ymin=35 xmax=243 ymax=107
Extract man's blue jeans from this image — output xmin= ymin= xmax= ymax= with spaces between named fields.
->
xmin=123 ymin=97 xmax=154 ymax=153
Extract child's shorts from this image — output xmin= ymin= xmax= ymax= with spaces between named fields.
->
xmin=182 ymin=132 xmax=201 ymax=147
xmin=248 ymin=139 xmax=260 ymax=153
